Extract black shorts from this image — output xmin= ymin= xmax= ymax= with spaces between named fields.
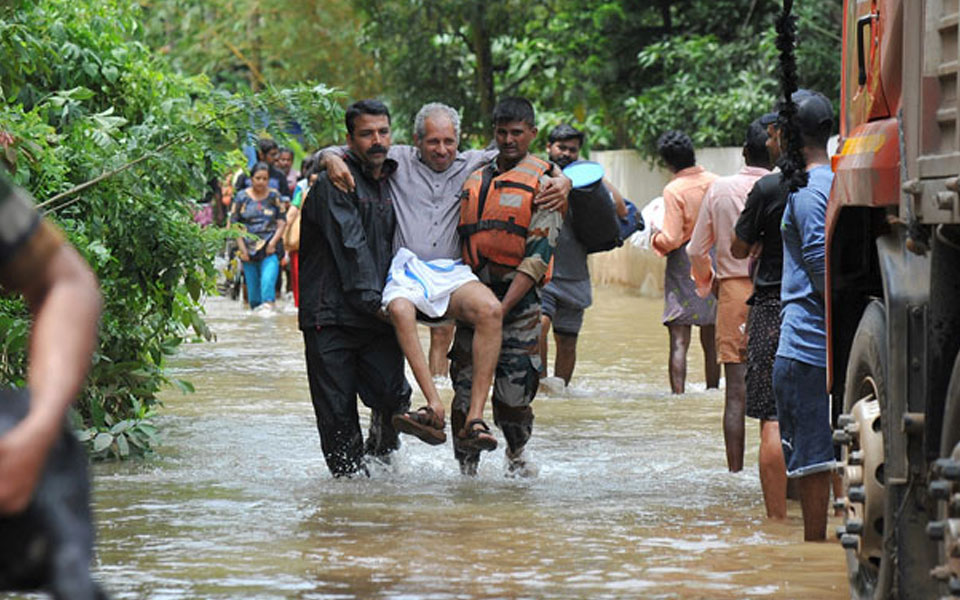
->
xmin=745 ymin=286 xmax=780 ymax=421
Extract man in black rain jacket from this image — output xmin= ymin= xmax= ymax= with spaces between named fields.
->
xmin=298 ymin=99 xmax=411 ymax=477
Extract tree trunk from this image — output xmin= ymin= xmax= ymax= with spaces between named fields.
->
xmin=248 ymin=0 xmax=263 ymax=91
xmin=469 ymin=2 xmax=494 ymax=134
xmin=659 ymin=0 xmax=672 ymax=33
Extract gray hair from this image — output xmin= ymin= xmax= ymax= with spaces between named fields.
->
xmin=414 ymin=102 xmax=461 ymax=140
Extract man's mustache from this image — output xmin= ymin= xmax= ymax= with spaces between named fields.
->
xmin=553 ymin=155 xmax=575 ymax=168
xmin=368 ymin=145 xmax=387 ymax=155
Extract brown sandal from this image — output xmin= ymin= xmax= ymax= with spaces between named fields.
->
xmin=457 ymin=419 xmax=498 ymax=452
xmin=391 ymin=406 xmax=447 ymax=446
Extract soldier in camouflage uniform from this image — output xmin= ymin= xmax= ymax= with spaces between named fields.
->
xmin=453 ymin=97 xmax=562 ymax=476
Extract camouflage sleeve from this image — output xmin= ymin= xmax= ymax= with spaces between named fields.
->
xmin=516 ymin=202 xmax=562 ymax=284
xmin=0 ymin=177 xmax=65 ymax=291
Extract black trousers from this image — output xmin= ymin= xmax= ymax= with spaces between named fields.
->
xmin=302 ymin=325 xmax=410 ymax=476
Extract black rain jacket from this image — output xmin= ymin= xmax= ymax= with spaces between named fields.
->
xmin=298 ymin=152 xmax=397 ymax=332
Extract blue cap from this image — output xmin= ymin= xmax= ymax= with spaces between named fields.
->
xmin=562 ymin=160 xmax=605 ymax=188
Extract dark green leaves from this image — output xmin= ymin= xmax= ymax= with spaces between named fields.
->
xmin=0 ymin=0 xmax=342 ymax=459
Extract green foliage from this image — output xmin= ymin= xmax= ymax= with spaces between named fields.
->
xmin=115 ymin=1 xmax=845 ymax=159
xmin=352 ymin=0 xmax=841 ymax=157
xmin=357 ymin=0 xmax=534 ymax=142
xmin=0 ymin=0 xmax=343 ymax=458
xmin=625 ymin=32 xmax=780 ymax=157
xmin=624 ymin=1 xmax=843 ymax=159
xmin=138 ymin=0 xmax=379 ymax=103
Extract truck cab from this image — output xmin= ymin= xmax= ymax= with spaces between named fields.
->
xmin=827 ymin=0 xmax=960 ymax=597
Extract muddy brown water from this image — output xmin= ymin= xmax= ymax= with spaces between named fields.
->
xmin=13 ymin=287 xmax=849 ymax=599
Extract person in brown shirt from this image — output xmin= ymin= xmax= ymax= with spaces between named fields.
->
xmin=650 ymin=130 xmax=719 ymax=394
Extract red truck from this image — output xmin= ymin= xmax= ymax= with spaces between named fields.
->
xmin=828 ymin=0 xmax=960 ymax=597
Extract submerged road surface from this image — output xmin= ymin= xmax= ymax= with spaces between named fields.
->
xmin=33 ymin=288 xmax=851 ymax=598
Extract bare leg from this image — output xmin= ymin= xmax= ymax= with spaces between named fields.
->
xmin=428 ymin=324 xmax=454 ymax=377
xmin=667 ymin=324 xmax=691 ymax=394
xmin=758 ymin=419 xmax=787 ymax=519
xmin=797 ymin=470 xmax=831 ymax=541
xmin=387 ymin=298 xmax=444 ymax=420
xmin=538 ymin=315 xmax=551 ymax=377
xmin=553 ymin=332 xmax=578 ymax=385
xmin=446 ymin=282 xmax=502 ymax=428
xmin=700 ymin=324 xmax=720 ymax=388
xmin=722 ymin=362 xmax=746 ymax=472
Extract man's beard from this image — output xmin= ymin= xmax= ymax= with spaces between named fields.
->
xmin=551 ymin=154 xmax=575 ymax=168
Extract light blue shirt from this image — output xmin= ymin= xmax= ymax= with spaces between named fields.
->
xmin=776 ymin=165 xmax=833 ymax=367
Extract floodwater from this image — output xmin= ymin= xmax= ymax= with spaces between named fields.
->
xmin=19 ymin=287 xmax=850 ymax=599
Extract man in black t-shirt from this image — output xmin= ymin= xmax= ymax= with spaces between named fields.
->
xmin=732 ymin=111 xmax=790 ymax=521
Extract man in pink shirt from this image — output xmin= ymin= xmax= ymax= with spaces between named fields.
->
xmin=687 ymin=120 xmax=772 ymax=472
xmin=651 ymin=130 xmax=719 ymax=394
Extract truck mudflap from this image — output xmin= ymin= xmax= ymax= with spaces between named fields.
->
xmin=876 ymin=230 xmax=929 ymax=484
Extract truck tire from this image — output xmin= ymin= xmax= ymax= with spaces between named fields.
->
xmin=838 ymin=301 xmax=896 ymax=599
xmin=932 ymin=351 xmax=960 ymax=595
xmin=942 ymin=350 xmax=960 ymax=464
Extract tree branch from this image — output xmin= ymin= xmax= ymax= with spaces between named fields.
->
xmin=37 ymin=90 xmax=297 ymax=211
xmin=37 ymin=137 xmax=185 ymax=210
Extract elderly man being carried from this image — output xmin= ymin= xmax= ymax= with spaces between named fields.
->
xmin=316 ymin=102 xmax=569 ymax=456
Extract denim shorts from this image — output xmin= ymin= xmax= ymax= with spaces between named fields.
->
xmin=772 ymin=356 xmax=836 ymax=478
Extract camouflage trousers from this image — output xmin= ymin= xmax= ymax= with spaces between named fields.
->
xmin=449 ymin=287 xmax=542 ymax=456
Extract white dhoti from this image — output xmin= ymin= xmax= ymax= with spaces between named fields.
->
xmin=381 ymin=248 xmax=479 ymax=318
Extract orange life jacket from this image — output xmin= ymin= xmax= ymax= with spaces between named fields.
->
xmin=458 ymin=155 xmax=551 ymax=272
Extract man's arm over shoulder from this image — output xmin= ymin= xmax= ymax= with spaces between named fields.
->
xmin=313 ymin=144 xmax=347 ymax=163
xmin=459 ymin=146 xmax=498 ymax=167
xmin=313 ymin=145 xmax=355 ymax=193
xmin=315 ymin=144 xmax=416 ymax=165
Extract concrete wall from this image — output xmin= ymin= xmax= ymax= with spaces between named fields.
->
xmin=587 ymin=147 xmax=745 ymax=297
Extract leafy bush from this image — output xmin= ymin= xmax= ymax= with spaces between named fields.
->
xmin=625 ymin=32 xmax=780 ymax=159
xmin=0 ymin=0 xmax=343 ymax=458
xmin=623 ymin=2 xmax=843 ymax=160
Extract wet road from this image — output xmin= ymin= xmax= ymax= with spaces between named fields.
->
xmin=18 ymin=288 xmax=849 ymax=599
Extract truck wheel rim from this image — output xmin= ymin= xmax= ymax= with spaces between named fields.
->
xmin=839 ymin=379 xmax=885 ymax=571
